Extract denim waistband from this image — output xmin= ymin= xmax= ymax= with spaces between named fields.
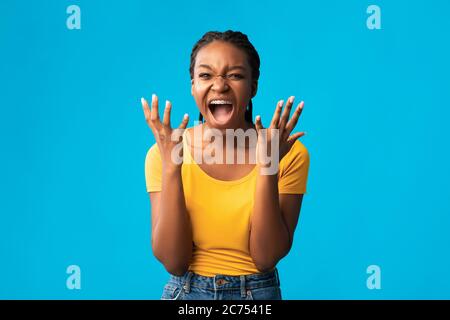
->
xmin=167 ymin=268 xmax=280 ymax=297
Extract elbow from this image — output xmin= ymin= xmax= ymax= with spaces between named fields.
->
xmin=164 ymin=263 xmax=189 ymax=276
xmin=252 ymin=246 xmax=291 ymax=273
xmin=152 ymin=243 xmax=190 ymax=276
xmin=252 ymin=258 xmax=277 ymax=273
xmin=251 ymin=246 xmax=290 ymax=274
xmin=255 ymin=264 xmax=276 ymax=274
xmin=154 ymin=250 xmax=190 ymax=276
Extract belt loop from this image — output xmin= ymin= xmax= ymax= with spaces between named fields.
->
xmin=274 ymin=268 xmax=280 ymax=286
xmin=183 ymin=271 xmax=194 ymax=293
xmin=240 ymin=275 xmax=246 ymax=298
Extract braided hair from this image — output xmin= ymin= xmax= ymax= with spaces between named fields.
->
xmin=189 ymin=30 xmax=260 ymax=124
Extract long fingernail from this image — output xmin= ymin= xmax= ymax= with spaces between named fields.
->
xmin=289 ymin=96 xmax=295 ymax=104
xmin=141 ymin=97 xmax=146 ymax=104
xmin=279 ymin=101 xmax=284 ymax=107
xmin=152 ymin=93 xmax=156 ymax=102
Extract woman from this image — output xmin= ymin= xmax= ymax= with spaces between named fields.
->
xmin=142 ymin=30 xmax=309 ymax=300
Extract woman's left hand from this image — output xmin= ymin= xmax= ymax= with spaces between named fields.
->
xmin=255 ymin=96 xmax=305 ymax=169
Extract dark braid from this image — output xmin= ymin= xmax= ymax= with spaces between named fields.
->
xmin=189 ymin=30 xmax=260 ymax=124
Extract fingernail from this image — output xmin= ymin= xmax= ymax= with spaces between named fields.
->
xmin=141 ymin=97 xmax=145 ymax=104
xmin=279 ymin=101 xmax=284 ymax=107
xmin=184 ymin=113 xmax=189 ymax=119
xmin=289 ymin=96 xmax=295 ymax=103
xmin=152 ymin=93 xmax=156 ymax=102
xmin=166 ymin=100 xmax=170 ymax=106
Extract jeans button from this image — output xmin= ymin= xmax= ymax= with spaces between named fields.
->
xmin=216 ymin=279 xmax=225 ymax=286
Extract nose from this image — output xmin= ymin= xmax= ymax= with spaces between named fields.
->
xmin=211 ymin=75 xmax=229 ymax=92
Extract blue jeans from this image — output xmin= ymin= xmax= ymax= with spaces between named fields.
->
xmin=160 ymin=268 xmax=282 ymax=300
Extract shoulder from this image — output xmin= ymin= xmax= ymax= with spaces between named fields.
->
xmin=145 ymin=143 xmax=161 ymax=165
xmin=146 ymin=142 xmax=160 ymax=156
xmin=279 ymin=140 xmax=309 ymax=174
xmin=291 ymin=139 xmax=308 ymax=155
xmin=282 ymin=140 xmax=309 ymax=164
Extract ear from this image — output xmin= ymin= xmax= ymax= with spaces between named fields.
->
xmin=191 ymin=79 xmax=194 ymax=96
xmin=251 ymin=81 xmax=258 ymax=98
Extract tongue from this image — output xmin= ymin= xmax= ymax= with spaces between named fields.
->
xmin=212 ymin=104 xmax=232 ymax=122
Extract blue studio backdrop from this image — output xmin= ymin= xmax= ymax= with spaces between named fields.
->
xmin=1 ymin=0 xmax=450 ymax=299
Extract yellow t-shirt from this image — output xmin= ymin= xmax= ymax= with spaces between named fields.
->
xmin=144 ymin=129 xmax=310 ymax=277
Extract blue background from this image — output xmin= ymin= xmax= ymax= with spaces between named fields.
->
xmin=1 ymin=0 xmax=449 ymax=299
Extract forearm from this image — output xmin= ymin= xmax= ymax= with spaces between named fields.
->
xmin=153 ymin=166 xmax=192 ymax=274
xmin=250 ymin=167 xmax=290 ymax=272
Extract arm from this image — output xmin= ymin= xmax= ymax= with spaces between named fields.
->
xmin=149 ymin=167 xmax=192 ymax=276
xmin=250 ymin=96 xmax=306 ymax=272
xmin=142 ymin=94 xmax=192 ymax=276
xmin=250 ymin=169 xmax=303 ymax=272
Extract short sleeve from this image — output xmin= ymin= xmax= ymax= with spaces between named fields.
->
xmin=278 ymin=140 xmax=310 ymax=194
xmin=144 ymin=143 xmax=162 ymax=192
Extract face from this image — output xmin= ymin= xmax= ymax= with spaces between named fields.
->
xmin=191 ymin=40 xmax=257 ymax=130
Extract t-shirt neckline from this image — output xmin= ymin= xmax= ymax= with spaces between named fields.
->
xmin=183 ymin=130 xmax=258 ymax=185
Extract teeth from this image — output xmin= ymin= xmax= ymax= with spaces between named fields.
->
xmin=210 ymin=100 xmax=232 ymax=105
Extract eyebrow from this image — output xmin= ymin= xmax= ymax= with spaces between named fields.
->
xmin=197 ymin=64 xmax=247 ymax=72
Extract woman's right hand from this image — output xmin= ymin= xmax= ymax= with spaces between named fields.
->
xmin=141 ymin=94 xmax=189 ymax=171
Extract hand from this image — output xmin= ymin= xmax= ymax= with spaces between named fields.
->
xmin=141 ymin=94 xmax=189 ymax=171
xmin=254 ymin=96 xmax=305 ymax=170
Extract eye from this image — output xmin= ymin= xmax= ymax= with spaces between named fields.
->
xmin=199 ymin=73 xmax=211 ymax=79
xmin=227 ymin=73 xmax=244 ymax=80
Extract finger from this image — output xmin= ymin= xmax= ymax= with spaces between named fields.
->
xmin=150 ymin=94 xmax=161 ymax=123
xmin=255 ymin=115 xmax=264 ymax=131
xmin=287 ymin=131 xmax=306 ymax=144
xmin=141 ymin=97 xmax=156 ymax=131
xmin=285 ymin=101 xmax=304 ymax=134
xmin=279 ymin=96 xmax=294 ymax=133
xmin=178 ymin=113 xmax=189 ymax=129
xmin=162 ymin=100 xmax=172 ymax=127
xmin=270 ymin=100 xmax=284 ymax=128
xmin=141 ymin=97 xmax=151 ymax=122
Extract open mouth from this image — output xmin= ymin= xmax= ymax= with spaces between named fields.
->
xmin=208 ymin=99 xmax=234 ymax=124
